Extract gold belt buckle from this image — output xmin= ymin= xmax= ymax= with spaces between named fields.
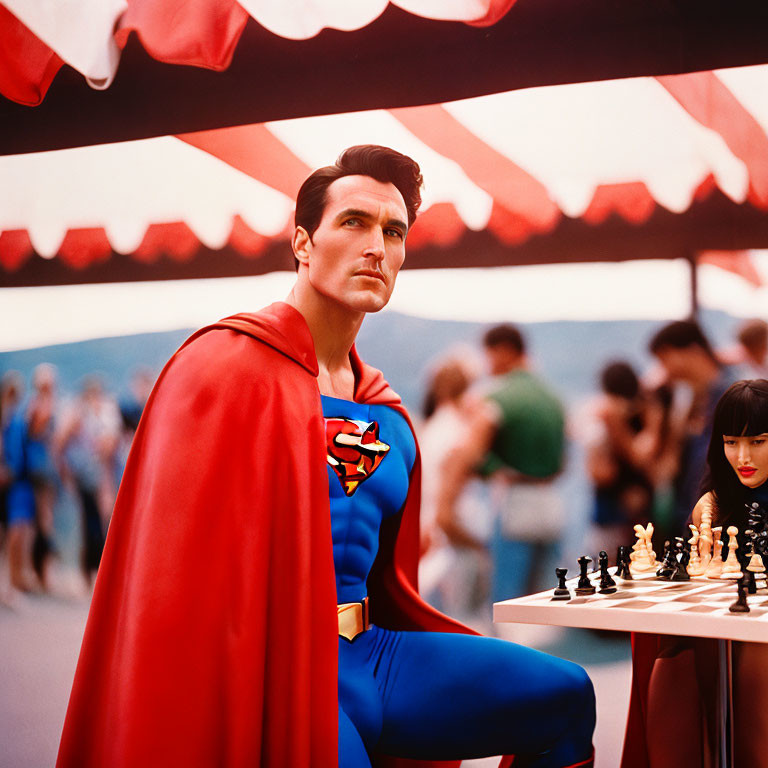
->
xmin=337 ymin=597 xmax=370 ymax=641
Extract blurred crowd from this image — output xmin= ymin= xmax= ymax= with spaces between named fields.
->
xmin=1 ymin=317 xmax=767 ymax=622
xmin=416 ymin=317 xmax=768 ymax=632
xmin=0 ymin=365 xmax=155 ymax=604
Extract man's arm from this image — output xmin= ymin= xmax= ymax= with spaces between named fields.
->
xmin=435 ymin=400 xmax=497 ymax=550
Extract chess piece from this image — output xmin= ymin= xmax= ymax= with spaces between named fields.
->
xmin=698 ymin=505 xmax=713 ymax=569
xmin=720 ymin=525 xmax=743 ymax=579
xmin=575 ymin=556 xmax=596 ymax=595
xmin=687 ymin=524 xmax=705 ymax=577
xmin=705 ymin=528 xmax=724 ymax=579
xmin=670 ymin=541 xmax=690 ymax=581
xmin=630 ymin=523 xmax=657 ymax=574
xmin=552 ymin=567 xmax=571 ymax=601
xmin=729 ymin=574 xmax=750 ymax=613
xmin=746 ymin=568 xmax=757 ymax=594
xmin=598 ymin=551 xmax=617 ymax=594
xmin=615 ymin=546 xmax=633 ymax=580
xmin=746 ymin=549 xmax=767 ymax=594
xmin=656 ymin=540 xmax=676 ymax=580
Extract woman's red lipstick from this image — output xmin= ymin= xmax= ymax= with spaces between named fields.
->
xmin=739 ymin=466 xmax=757 ymax=477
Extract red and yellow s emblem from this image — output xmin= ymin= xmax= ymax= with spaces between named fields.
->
xmin=325 ymin=418 xmax=390 ymax=496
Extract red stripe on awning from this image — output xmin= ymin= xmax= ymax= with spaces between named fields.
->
xmin=0 ymin=5 xmax=63 ymax=107
xmin=658 ymin=71 xmax=768 ymax=209
xmin=699 ymin=250 xmax=764 ymax=287
xmin=114 ymin=0 xmax=249 ymax=70
xmin=582 ymin=182 xmax=657 ymax=225
xmin=133 ymin=222 xmax=200 ymax=263
xmin=229 ymin=215 xmax=270 ymax=258
xmin=487 ymin=201 xmax=541 ymax=246
xmin=177 ymin=124 xmax=311 ymax=200
xmin=391 ymin=104 xmax=560 ymax=233
xmin=57 ymin=228 xmax=113 ymax=269
xmin=466 ymin=0 xmax=518 ymax=26
xmin=406 ymin=203 xmax=466 ymax=250
xmin=0 ymin=229 xmax=35 ymax=271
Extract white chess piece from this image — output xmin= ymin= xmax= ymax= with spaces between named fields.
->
xmin=720 ymin=525 xmax=743 ymax=579
xmin=698 ymin=507 xmax=713 ymax=569
xmin=705 ymin=528 xmax=724 ymax=579
xmin=687 ymin=525 xmax=705 ymax=577
xmin=644 ymin=523 xmax=658 ymax=567
xmin=747 ymin=552 xmax=768 ymax=593
xmin=630 ymin=523 xmax=656 ymax=573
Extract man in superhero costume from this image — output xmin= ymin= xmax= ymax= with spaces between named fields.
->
xmin=57 ymin=145 xmax=595 ymax=768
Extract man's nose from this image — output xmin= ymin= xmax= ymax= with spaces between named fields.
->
xmin=364 ymin=229 xmax=386 ymax=260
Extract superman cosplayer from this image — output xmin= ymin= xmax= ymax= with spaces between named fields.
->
xmin=57 ymin=146 xmax=595 ymax=768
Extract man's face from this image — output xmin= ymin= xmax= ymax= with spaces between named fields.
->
xmin=485 ymin=344 xmax=522 ymax=376
xmin=296 ymin=175 xmax=408 ymax=314
xmin=654 ymin=347 xmax=695 ymax=383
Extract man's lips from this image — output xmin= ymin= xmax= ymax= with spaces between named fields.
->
xmin=354 ymin=269 xmax=386 ymax=284
xmin=739 ymin=467 xmax=757 ymax=477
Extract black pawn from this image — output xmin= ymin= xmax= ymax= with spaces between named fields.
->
xmin=616 ymin=546 xmax=633 ymax=580
xmin=552 ymin=567 xmax=571 ymax=601
xmin=598 ymin=550 xmax=616 ymax=592
xmin=729 ymin=574 xmax=750 ymax=613
xmin=575 ymin=556 xmax=596 ymax=595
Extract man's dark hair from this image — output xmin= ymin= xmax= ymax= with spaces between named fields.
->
xmin=294 ymin=145 xmax=423 ymax=241
xmin=738 ymin=318 xmax=768 ymax=350
xmin=483 ymin=324 xmax=526 ymax=356
xmin=601 ymin=361 xmax=640 ymax=400
xmin=648 ymin=320 xmax=717 ymax=361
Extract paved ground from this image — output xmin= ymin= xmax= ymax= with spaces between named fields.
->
xmin=1 ymin=589 xmax=631 ymax=768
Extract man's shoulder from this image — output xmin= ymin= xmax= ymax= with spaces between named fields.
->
xmin=163 ymin=324 xmax=314 ymax=400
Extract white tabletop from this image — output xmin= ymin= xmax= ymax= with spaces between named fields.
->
xmin=493 ymin=570 xmax=768 ymax=644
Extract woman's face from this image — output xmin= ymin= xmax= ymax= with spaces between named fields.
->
xmin=723 ymin=433 xmax=768 ymax=488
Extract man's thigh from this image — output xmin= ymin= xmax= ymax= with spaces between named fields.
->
xmin=377 ymin=631 xmax=591 ymax=761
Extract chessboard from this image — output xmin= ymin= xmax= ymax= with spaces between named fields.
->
xmin=494 ymin=571 xmax=768 ymax=643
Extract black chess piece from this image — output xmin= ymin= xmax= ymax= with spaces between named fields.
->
xmin=598 ymin=551 xmax=617 ymax=594
xmin=552 ymin=567 xmax=571 ymax=601
xmin=615 ymin=546 xmax=633 ymax=580
xmin=575 ymin=556 xmax=596 ymax=595
xmin=597 ymin=549 xmax=616 ymax=594
xmin=729 ymin=574 xmax=750 ymax=613
xmin=656 ymin=539 xmax=675 ymax=580
xmin=670 ymin=538 xmax=691 ymax=582
xmin=746 ymin=568 xmax=757 ymax=595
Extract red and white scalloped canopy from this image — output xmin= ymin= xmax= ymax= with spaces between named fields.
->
xmin=0 ymin=0 xmax=515 ymax=106
xmin=2 ymin=64 xmax=768 ymax=285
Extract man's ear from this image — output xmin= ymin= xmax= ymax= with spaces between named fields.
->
xmin=292 ymin=226 xmax=312 ymax=268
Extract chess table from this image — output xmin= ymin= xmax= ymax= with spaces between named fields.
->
xmin=494 ymin=570 xmax=768 ymax=768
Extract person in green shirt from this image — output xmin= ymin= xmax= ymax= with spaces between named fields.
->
xmin=436 ymin=324 xmax=566 ymax=602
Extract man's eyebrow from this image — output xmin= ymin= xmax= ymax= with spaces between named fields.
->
xmin=336 ymin=208 xmax=408 ymax=232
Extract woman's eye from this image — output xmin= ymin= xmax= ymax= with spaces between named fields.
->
xmin=753 ymin=439 xmax=766 ymax=446
xmin=723 ymin=439 xmax=736 ymax=445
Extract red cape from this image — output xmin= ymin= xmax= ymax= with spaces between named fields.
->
xmin=57 ymin=302 xmax=506 ymax=768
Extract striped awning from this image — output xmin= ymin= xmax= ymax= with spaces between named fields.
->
xmin=2 ymin=65 xmax=768 ymax=286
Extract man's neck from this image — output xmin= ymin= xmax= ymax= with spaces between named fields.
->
xmin=285 ymin=284 xmax=364 ymax=398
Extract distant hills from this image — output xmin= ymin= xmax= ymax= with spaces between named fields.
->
xmin=0 ymin=308 xmax=745 ymax=412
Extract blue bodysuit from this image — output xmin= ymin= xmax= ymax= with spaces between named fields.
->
xmin=322 ymin=396 xmax=595 ymax=768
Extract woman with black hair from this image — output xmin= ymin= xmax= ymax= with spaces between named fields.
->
xmin=623 ymin=379 xmax=768 ymax=768
xmin=691 ymin=378 xmax=768 ymax=531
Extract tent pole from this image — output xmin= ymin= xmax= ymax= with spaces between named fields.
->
xmin=686 ymin=252 xmax=699 ymax=321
